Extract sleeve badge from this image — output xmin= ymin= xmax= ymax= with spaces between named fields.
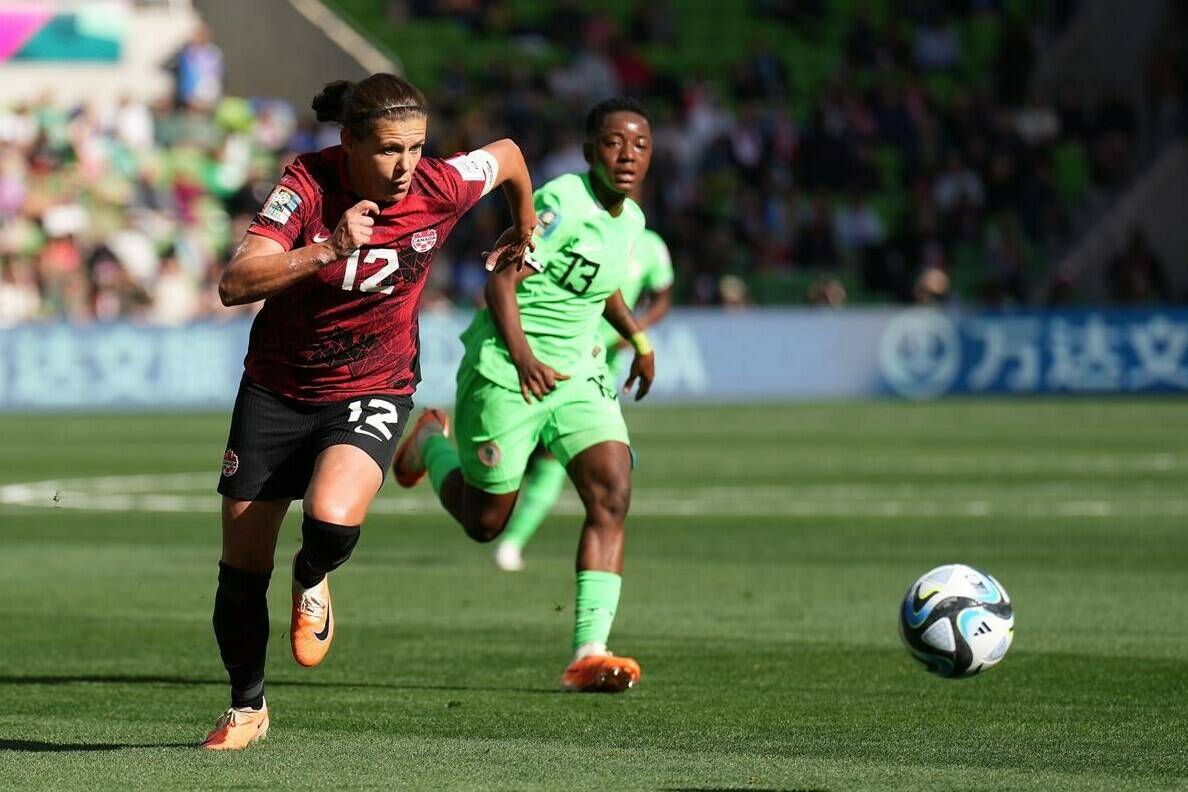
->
xmin=260 ymin=186 xmax=301 ymax=225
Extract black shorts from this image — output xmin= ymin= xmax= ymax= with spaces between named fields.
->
xmin=217 ymin=376 xmax=413 ymax=502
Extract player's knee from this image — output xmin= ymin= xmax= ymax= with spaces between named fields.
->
xmin=305 ymin=499 xmax=359 ymax=527
xmin=583 ymin=473 xmax=631 ymax=526
xmin=216 ymin=562 xmax=271 ymax=602
xmin=299 ymin=514 xmax=361 ymax=574
xmin=462 ymin=509 xmax=507 ymax=543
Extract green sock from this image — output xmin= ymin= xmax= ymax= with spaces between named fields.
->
xmin=422 ymin=434 xmax=460 ymax=496
xmin=500 ymin=456 xmax=567 ymax=550
xmin=572 ymin=570 xmax=622 ymax=651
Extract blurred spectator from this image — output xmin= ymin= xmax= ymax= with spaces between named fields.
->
xmin=547 ymin=15 xmax=620 ymax=103
xmin=719 ymin=275 xmax=752 ymax=309
xmin=150 ymin=248 xmax=201 ymax=325
xmin=932 ymin=153 xmax=985 ymax=215
xmin=809 ymin=274 xmax=848 ymax=307
xmin=171 ymin=23 xmax=224 ymax=111
xmin=631 ymin=0 xmax=675 ymax=47
xmin=914 ymin=263 xmax=952 ymax=304
xmin=0 ymin=0 xmax=1168 ymax=320
xmin=0 ymin=256 xmax=41 ymax=325
xmin=115 ymin=95 xmax=156 ymax=151
xmin=834 ymin=193 xmax=885 ymax=255
xmin=1107 ymin=228 xmax=1169 ymax=304
xmin=914 ymin=10 xmax=961 ymax=71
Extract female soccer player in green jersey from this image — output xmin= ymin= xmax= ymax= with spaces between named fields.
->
xmin=493 ymin=222 xmax=674 ymax=572
xmin=394 ymin=97 xmax=656 ymax=692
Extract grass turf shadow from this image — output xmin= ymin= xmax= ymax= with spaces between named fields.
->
xmin=0 ymin=673 xmax=562 ymax=696
xmin=1 ymin=739 xmax=194 ymax=752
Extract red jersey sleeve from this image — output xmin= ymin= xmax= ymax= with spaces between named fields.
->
xmin=438 ymin=150 xmax=498 ymax=216
xmin=247 ymin=162 xmax=316 ymax=251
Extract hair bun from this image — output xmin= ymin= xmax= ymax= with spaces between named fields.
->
xmin=311 ymin=80 xmax=354 ymax=123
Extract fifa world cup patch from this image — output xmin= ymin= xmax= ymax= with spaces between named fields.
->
xmin=477 ymin=442 xmax=502 ymax=467
xmin=537 ymin=209 xmax=561 ymax=238
xmin=222 ymin=450 xmax=239 ymax=477
xmin=411 ymin=229 xmax=438 ymax=252
xmin=260 ymin=186 xmax=301 ymax=225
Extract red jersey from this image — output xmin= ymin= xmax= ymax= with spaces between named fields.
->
xmin=243 ymin=145 xmax=494 ymax=402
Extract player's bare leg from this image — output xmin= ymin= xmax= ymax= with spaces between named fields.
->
xmin=560 ymin=440 xmax=641 ymax=692
xmin=289 ymin=444 xmax=382 ymax=668
xmin=394 ymin=409 xmax=519 ymax=541
xmin=205 ymin=496 xmax=289 ymax=750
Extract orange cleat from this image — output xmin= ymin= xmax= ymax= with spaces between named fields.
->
xmin=290 ymin=555 xmax=334 ymax=668
xmin=200 ymin=702 xmax=269 ymax=750
xmin=392 ymin=408 xmax=450 ymax=488
xmin=560 ymin=652 xmax=642 ymax=693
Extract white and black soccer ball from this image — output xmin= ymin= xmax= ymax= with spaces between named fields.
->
xmin=899 ymin=564 xmax=1014 ymax=678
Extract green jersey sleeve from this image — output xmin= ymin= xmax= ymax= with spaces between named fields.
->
xmin=639 ymin=230 xmax=675 ymax=293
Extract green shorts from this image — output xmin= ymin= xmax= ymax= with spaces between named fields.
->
xmin=454 ymin=365 xmax=630 ymax=494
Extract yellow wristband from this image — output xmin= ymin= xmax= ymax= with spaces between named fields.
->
xmin=630 ymin=331 xmax=653 ymax=356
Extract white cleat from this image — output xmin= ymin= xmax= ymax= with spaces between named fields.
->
xmin=493 ymin=542 xmax=524 ymax=572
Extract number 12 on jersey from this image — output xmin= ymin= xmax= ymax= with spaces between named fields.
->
xmin=341 ymin=248 xmax=399 ymax=294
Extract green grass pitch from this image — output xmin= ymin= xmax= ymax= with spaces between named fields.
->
xmin=1 ymin=401 xmax=1186 ymax=790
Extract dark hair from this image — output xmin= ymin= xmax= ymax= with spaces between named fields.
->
xmin=312 ymin=74 xmax=428 ymax=137
xmin=585 ymin=96 xmax=651 ymax=139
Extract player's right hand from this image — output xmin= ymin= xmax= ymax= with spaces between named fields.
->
xmin=328 ymin=200 xmax=379 ymax=257
xmin=624 ymin=350 xmax=655 ymax=402
xmin=483 ymin=224 xmax=536 ymax=273
xmin=514 ymin=355 xmax=568 ymax=403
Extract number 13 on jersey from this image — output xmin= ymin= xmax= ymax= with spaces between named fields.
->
xmin=341 ymin=248 xmax=399 ymax=294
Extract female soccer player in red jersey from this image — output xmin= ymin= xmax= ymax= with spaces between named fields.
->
xmin=201 ymin=73 xmax=535 ymax=750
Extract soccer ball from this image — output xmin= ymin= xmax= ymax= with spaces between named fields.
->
xmin=899 ymin=564 xmax=1014 ymax=677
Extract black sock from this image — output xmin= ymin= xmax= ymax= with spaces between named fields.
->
xmin=293 ymin=514 xmax=360 ymax=589
xmin=213 ymin=562 xmax=270 ymax=710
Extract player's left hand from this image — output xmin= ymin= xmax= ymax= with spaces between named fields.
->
xmin=624 ymin=351 xmax=654 ymax=401
xmin=483 ymin=224 xmax=536 ymax=273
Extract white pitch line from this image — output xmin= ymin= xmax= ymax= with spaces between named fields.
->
xmin=5 ymin=475 xmax=1173 ymax=500
xmin=649 ymin=452 xmax=1187 ymax=475
xmin=4 ymin=474 xmax=1188 ymax=518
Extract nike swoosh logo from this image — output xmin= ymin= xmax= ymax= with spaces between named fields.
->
xmin=313 ymin=602 xmax=332 ymax=642
xmin=904 ymin=585 xmax=941 ymax=629
xmin=313 ymin=232 xmax=330 ymax=243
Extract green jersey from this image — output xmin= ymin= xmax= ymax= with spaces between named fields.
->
xmin=461 ymin=172 xmax=646 ymax=391
xmin=597 ymin=228 xmax=674 ymax=351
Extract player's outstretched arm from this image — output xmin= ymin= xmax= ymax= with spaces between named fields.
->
xmin=219 ymin=200 xmax=378 ymax=306
xmin=485 ymin=264 xmax=569 ymax=402
xmin=603 ymin=290 xmax=655 ymax=401
xmin=479 ymin=139 xmax=536 ymax=272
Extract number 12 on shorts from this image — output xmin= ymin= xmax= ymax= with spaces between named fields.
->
xmin=347 ymin=399 xmax=401 ymax=441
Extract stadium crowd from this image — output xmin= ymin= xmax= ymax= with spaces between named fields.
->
xmin=1 ymin=1 xmax=1185 ymax=325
